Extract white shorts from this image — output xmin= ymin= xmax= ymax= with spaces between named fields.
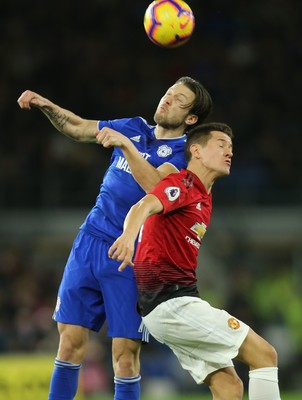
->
xmin=143 ymin=296 xmax=250 ymax=384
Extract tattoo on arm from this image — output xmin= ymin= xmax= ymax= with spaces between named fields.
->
xmin=43 ymin=107 xmax=69 ymax=130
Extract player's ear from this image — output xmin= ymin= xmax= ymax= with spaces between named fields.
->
xmin=185 ymin=114 xmax=198 ymax=126
xmin=190 ymin=143 xmax=201 ymax=159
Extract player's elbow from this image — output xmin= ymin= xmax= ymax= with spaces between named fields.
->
xmin=144 ymin=183 xmax=158 ymax=194
xmin=139 ymin=194 xmax=163 ymax=216
xmin=144 ymin=175 xmax=163 ymax=193
xmin=69 ymin=127 xmax=96 ymax=143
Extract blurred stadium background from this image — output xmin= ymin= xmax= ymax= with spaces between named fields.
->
xmin=1 ymin=0 xmax=301 ymax=398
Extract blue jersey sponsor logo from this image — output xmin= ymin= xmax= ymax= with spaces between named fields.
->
xmin=116 ymin=153 xmax=152 ymax=174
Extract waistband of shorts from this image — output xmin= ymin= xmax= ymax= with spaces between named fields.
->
xmin=138 ymin=284 xmax=200 ymax=317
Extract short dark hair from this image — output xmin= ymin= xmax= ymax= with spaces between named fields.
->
xmin=175 ymin=76 xmax=213 ymax=131
xmin=184 ymin=122 xmax=233 ymax=162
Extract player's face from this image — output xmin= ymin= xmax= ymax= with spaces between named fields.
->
xmin=199 ymin=131 xmax=233 ymax=177
xmin=154 ymin=83 xmax=196 ymax=130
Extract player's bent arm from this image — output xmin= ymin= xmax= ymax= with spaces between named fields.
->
xmin=109 ymin=194 xmax=163 ymax=271
xmin=96 ymin=127 xmax=179 ymax=190
xmin=17 ymin=90 xmax=98 ymax=143
xmin=121 ymin=141 xmax=179 ymax=193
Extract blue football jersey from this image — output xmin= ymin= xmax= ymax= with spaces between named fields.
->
xmin=80 ymin=117 xmax=187 ymax=241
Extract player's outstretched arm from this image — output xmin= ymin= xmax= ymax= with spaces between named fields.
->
xmin=96 ymin=127 xmax=178 ymax=193
xmin=109 ymin=194 xmax=163 ymax=272
xmin=17 ymin=90 xmax=98 ymax=143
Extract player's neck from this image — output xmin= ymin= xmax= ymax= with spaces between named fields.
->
xmin=154 ymin=125 xmax=185 ymax=139
xmin=187 ymin=166 xmax=215 ymax=194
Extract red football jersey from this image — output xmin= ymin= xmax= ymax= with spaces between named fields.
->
xmin=133 ymin=169 xmax=212 ymax=311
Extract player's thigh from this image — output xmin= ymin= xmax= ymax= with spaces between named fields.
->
xmin=143 ymin=297 xmax=249 ymax=384
xmin=144 ymin=296 xmax=248 ymax=354
xmin=236 ymin=328 xmax=278 ymax=369
xmin=54 ymin=231 xmax=106 ymax=331
xmin=99 ymin=254 xmax=143 ymax=339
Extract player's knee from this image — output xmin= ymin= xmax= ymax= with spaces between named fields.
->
xmin=230 ymin=376 xmax=244 ymax=400
xmin=58 ymin=324 xmax=88 ymax=363
xmin=113 ymin=349 xmax=140 ymax=376
xmin=208 ymin=372 xmax=243 ymax=400
xmin=115 ymin=355 xmax=137 ymax=376
xmin=250 ymin=339 xmax=278 ymax=369
xmin=212 ymin=376 xmax=243 ymax=400
xmin=112 ymin=338 xmax=141 ymax=376
xmin=262 ymin=342 xmax=278 ymax=367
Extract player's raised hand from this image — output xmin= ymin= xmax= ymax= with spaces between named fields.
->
xmin=17 ymin=90 xmax=49 ymax=110
xmin=108 ymin=235 xmax=135 ymax=272
xmin=96 ymin=127 xmax=129 ymax=148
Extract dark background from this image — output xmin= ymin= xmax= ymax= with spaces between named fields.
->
xmin=1 ymin=0 xmax=301 ymax=209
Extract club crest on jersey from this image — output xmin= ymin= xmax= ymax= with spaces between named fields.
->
xmin=165 ymin=186 xmax=180 ymax=201
xmin=228 ymin=317 xmax=240 ymax=330
xmin=157 ymin=145 xmax=172 ymax=157
xmin=190 ymin=222 xmax=207 ymax=239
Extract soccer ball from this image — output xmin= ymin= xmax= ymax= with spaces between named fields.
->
xmin=144 ymin=0 xmax=195 ymax=48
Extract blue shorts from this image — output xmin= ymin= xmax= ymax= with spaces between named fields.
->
xmin=53 ymin=230 xmax=149 ymax=341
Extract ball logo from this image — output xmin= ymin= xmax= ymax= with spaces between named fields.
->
xmin=157 ymin=145 xmax=172 ymax=157
xmin=228 ymin=317 xmax=240 ymax=330
xmin=179 ymin=12 xmax=191 ymax=29
xmin=165 ymin=186 xmax=180 ymax=201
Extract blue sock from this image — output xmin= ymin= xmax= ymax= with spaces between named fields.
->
xmin=48 ymin=358 xmax=81 ymax=400
xmin=114 ymin=375 xmax=141 ymax=400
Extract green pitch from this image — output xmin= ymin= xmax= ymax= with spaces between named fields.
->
xmin=144 ymin=395 xmax=298 ymax=400
xmin=85 ymin=394 xmax=301 ymax=400
xmin=1 ymin=355 xmax=299 ymax=400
